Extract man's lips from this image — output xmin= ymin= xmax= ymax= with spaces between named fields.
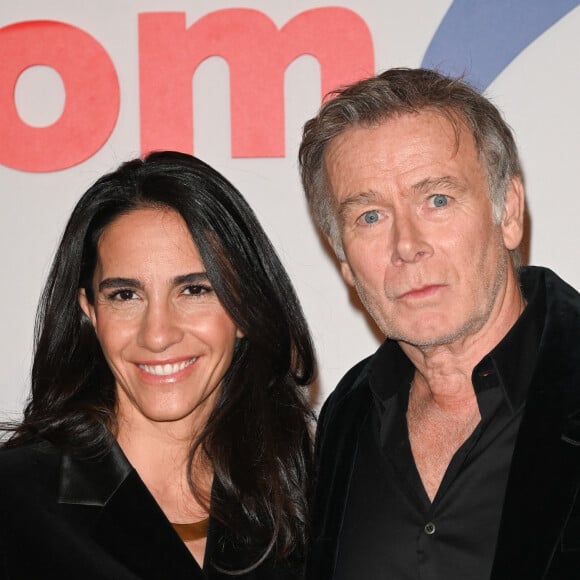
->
xmin=397 ymin=284 xmax=446 ymax=300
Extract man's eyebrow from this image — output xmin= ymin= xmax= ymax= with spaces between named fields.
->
xmin=337 ymin=191 xmax=378 ymax=222
xmin=411 ymin=176 xmax=463 ymax=193
xmin=98 ymin=277 xmax=142 ymax=292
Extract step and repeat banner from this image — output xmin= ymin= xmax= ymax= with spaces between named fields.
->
xmin=1 ymin=0 xmax=579 ymax=414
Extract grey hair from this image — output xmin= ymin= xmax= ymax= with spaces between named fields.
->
xmin=298 ymin=68 xmax=523 ymax=263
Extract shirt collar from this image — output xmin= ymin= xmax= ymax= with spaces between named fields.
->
xmin=473 ymin=268 xmax=545 ymax=412
xmin=368 ymin=266 xmax=546 ymax=413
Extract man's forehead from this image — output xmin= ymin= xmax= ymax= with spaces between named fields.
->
xmin=323 ymin=110 xmax=479 ymax=188
xmin=327 ymin=108 xmax=472 ymax=155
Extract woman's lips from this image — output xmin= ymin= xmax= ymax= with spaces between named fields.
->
xmin=136 ymin=357 xmax=197 ymax=382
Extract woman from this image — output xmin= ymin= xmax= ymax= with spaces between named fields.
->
xmin=0 ymin=151 xmax=316 ymax=579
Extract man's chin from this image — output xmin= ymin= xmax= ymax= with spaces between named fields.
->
xmin=389 ymin=317 xmax=487 ymax=350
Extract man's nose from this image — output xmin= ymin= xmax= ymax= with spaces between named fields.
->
xmin=390 ymin=213 xmax=433 ymax=265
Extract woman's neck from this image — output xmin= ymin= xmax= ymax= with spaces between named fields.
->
xmin=116 ymin=416 xmax=212 ymax=522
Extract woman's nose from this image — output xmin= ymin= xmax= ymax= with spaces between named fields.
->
xmin=137 ymin=301 xmax=183 ymax=352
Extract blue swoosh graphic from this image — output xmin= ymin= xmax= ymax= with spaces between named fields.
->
xmin=422 ymin=0 xmax=580 ymax=90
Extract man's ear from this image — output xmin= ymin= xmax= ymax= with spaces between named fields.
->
xmin=324 ymin=233 xmax=355 ymax=287
xmin=501 ymin=176 xmax=525 ymax=250
xmin=340 ymin=260 xmax=355 ymax=288
xmin=78 ymin=288 xmax=97 ymax=328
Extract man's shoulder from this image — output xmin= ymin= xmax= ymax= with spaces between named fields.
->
xmin=543 ymin=267 xmax=580 ymax=313
xmin=522 ymin=266 xmax=580 ymax=307
xmin=523 ymin=266 xmax=580 ymax=338
xmin=316 ymin=354 xmax=376 ymax=442
xmin=521 ymin=266 xmax=580 ymax=411
xmin=324 ymin=355 xmax=374 ymax=409
xmin=313 ymin=355 xmax=376 ymax=474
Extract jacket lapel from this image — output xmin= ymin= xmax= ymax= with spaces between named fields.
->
xmin=492 ymin=272 xmax=580 ymax=579
xmin=491 ymin=384 xmax=580 ymax=579
xmin=59 ymin=443 xmax=204 ymax=580
xmin=307 ymin=363 xmax=372 ymax=579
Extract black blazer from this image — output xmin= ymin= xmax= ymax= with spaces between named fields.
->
xmin=0 ymin=439 xmax=301 ymax=579
xmin=306 ymin=267 xmax=580 ymax=580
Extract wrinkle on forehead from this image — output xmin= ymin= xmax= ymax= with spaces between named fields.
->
xmin=326 ymin=107 xmax=473 ymax=172
xmin=325 ymin=110 xmax=478 ymax=198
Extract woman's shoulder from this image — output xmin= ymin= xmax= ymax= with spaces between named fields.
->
xmin=0 ymin=436 xmax=60 ymax=462
xmin=0 ymin=439 xmax=61 ymax=496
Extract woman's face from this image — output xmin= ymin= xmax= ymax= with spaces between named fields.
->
xmin=79 ymin=207 xmax=242 ymax=432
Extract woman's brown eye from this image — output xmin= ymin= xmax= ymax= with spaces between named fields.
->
xmin=111 ymin=289 xmax=135 ymax=301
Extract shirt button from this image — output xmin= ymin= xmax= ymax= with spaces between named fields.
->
xmin=424 ymin=522 xmax=436 ymax=535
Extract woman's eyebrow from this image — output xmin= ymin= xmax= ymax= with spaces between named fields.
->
xmin=97 ymin=272 xmax=210 ymax=292
xmin=174 ymin=272 xmax=208 ymax=285
xmin=98 ymin=277 xmax=141 ymax=292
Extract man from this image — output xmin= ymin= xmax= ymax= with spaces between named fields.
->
xmin=299 ymin=68 xmax=580 ymax=579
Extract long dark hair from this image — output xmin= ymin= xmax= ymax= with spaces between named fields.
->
xmin=5 ymin=151 xmax=316 ymax=566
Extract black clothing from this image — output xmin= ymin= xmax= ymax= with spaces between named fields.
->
xmin=0 ymin=438 xmax=301 ymax=580
xmin=307 ymin=267 xmax=580 ymax=580
xmin=335 ymin=272 xmax=543 ymax=580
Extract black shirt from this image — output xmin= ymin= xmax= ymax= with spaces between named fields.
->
xmin=334 ymin=279 xmax=545 ymax=580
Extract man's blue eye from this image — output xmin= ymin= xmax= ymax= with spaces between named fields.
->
xmin=432 ymin=194 xmax=448 ymax=207
xmin=362 ymin=210 xmax=380 ymax=224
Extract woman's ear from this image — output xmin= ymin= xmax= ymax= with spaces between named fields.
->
xmin=78 ymin=288 xmax=97 ymax=328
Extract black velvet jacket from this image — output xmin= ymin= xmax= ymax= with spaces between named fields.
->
xmin=307 ymin=267 xmax=580 ymax=580
xmin=0 ymin=438 xmax=301 ymax=579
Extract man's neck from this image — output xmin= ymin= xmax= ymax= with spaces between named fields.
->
xmin=400 ymin=270 xmax=526 ymax=407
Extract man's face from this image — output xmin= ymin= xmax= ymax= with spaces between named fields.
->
xmin=324 ymin=110 xmax=523 ymax=349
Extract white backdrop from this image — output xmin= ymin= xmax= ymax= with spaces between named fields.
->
xmin=1 ymin=0 xmax=579 ymax=416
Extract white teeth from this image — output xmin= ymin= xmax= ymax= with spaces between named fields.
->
xmin=139 ymin=358 xmax=196 ymax=376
